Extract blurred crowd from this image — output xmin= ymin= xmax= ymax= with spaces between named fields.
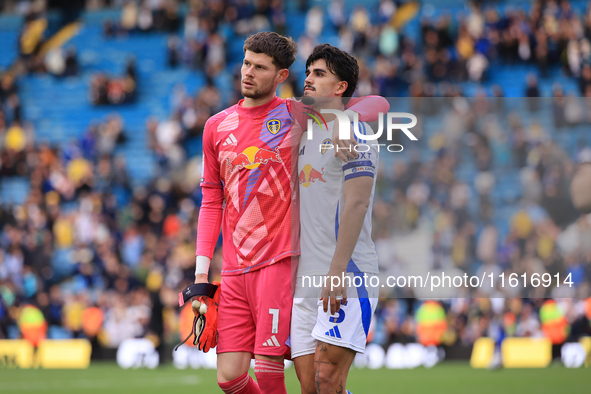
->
xmin=103 ymin=0 xmax=182 ymax=37
xmin=372 ymin=297 xmax=591 ymax=350
xmin=283 ymin=0 xmax=591 ymax=97
xmin=1 ymin=0 xmax=591 ymax=356
xmin=11 ymin=2 xmax=81 ymax=77
xmin=415 ymin=0 xmax=591 ymax=82
xmin=165 ymin=0 xmax=285 ymax=76
xmin=149 ymin=0 xmax=591 ymax=100
xmin=0 ymin=73 xmax=27 ymax=178
xmin=146 ymin=79 xmax=222 ymax=174
xmin=90 ymin=58 xmax=137 ymax=105
xmin=0 ymin=67 xmax=206 ymax=349
xmin=369 ymin=94 xmax=591 ymax=347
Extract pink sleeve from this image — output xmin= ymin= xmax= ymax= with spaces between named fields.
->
xmin=196 ymin=120 xmax=224 ymax=259
xmin=288 ymin=98 xmax=304 ymax=128
xmin=345 ymin=96 xmax=390 ymax=122
xmin=196 ymin=187 xmax=223 ymax=258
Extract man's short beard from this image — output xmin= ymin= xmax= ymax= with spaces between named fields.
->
xmin=241 ymin=86 xmax=273 ymax=100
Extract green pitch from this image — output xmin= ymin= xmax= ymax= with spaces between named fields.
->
xmin=0 ymin=361 xmax=589 ymax=394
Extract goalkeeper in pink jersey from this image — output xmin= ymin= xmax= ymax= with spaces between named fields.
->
xmin=192 ymin=32 xmax=388 ymax=394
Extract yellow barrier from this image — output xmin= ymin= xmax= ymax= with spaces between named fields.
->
xmin=501 ymin=337 xmax=552 ymax=368
xmin=469 ymin=337 xmax=494 ymax=368
xmin=580 ymin=337 xmax=591 ymax=367
xmin=35 ymin=339 xmax=92 ymax=369
xmin=0 ymin=340 xmax=35 ymax=368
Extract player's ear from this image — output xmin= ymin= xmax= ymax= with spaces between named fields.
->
xmin=276 ymin=68 xmax=289 ymax=84
xmin=336 ymin=80 xmax=348 ymax=96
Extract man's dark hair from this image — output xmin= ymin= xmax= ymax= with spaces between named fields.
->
xmin=306 ymin=43 xmax=359 ymax=98
xmin=243 ymin=32 xmax=297 ymax=70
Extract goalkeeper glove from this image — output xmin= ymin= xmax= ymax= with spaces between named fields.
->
xmin=175 ymin=282 xmax=221 ymax=353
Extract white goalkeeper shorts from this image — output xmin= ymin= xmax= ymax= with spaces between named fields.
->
xmin=290 ymin=273 xmax=378 ymax=358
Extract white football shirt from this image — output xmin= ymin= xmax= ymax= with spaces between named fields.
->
xmin=297 ymin=119 xmax=379 ymax=277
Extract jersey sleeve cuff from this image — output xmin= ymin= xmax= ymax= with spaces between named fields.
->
xmin=344 ymin=172 xmax=375 ymax=181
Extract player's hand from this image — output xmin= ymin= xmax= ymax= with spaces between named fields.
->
xmin=333 ymin=116 xmax=358 ymax=162
xmin=190 ymin=280 xmax=221 ymax=353
xmin=321 ymin=269 xmax=348 ymax=315
xmin=175 ymin=281 xmax=220 ymax=353
xmin=191 ymin=274 xmax=210 ymax=317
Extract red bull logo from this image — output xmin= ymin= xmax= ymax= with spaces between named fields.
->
xmin=227 ymin=146 xmax=282 ymax=171
xmin=299 ymin=164 xmax=326 ymax=187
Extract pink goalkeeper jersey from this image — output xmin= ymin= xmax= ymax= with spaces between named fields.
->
xmin=196 ymin=95 xmax=390 ymax=276
xmin=199 ymin=96 xmax=298 ymax=275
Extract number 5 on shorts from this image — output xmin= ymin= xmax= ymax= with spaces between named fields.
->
xmin=269 ymin=308 xmax=279 ymax=334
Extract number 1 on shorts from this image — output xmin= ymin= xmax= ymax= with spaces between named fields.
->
xmin=269 ymin=308 xmax=279 ymax=334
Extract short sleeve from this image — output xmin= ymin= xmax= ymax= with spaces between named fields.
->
xmin=342 ymin=122 xmax=378 ymax=181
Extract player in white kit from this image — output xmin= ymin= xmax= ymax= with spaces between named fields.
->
xmin=291 ymin=44 xmax=381 ymax=394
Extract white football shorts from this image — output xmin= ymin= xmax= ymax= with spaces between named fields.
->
xmin=290 ymin=273 xmax=378 ymax=358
